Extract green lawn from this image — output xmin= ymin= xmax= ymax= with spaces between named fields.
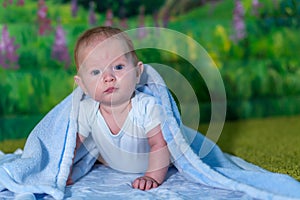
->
xmin=1 ymin=115 xmax=300 ymax=181
xmin=215 ymin=115 xmax=300 ymax=180
xmin=0 ymin=139 xmax=26 ymax=153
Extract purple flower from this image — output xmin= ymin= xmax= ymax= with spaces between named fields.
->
xmin=0 ymin=25 xmax=20 ymax=69
xmin=88 ymin=1 xmax=97 ymax=26
xmin=2 ymin=0 xmax=12 ymax=7
xmin=104 ymin=9 xmax=113 ymax=27
xmin=162 ymin=9 xmax=170 ymax=28
xmin=153 ymin=11 xmax=160 ymax=27
xmin=120 ymin=18 xmax=128 ymax=29
xmin=2 ymin=0 xmax=25 ymax=7
xmin=119 ymin=6 xmax=128 ymax=29
xmin=137 ymin=5 xmax=147 ymax=39
xmin=71 ymin=0 xmax=78 ymax=18
xmin=232 ymin=0 xmax=247 ymax=42
xmin=37 ymin=0 xmax=52 ymax=35
xmin=252 ymin=0 xmax=262 ymax=16
xmin=17 ymin=0 xmax=25 ymax=6
xmin=51 ymin=25 xmax=71 ymax=69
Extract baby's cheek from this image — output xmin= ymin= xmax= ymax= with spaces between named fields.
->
xmin=93 ymin=90 xmax=102 ymax=100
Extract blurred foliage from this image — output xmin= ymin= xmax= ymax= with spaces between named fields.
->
xmin=0 ymin=69 xmax=74 ymax=115
xmin=58 ymin=0 xmax=165 ymax=18
xmin=258 ymin=0 xmax=300 ymax=31
xmin=0 ymin=115 xmax=43 ymax=141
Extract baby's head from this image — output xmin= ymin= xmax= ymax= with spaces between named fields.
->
xmin=73 ymin=26 xmax=143 ymax=105
xmin=74 ymin=26 xmax=138 ymax=71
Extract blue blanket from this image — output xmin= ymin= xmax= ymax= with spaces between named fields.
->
xmin=1 ymin=64 xmax=300 ymax=200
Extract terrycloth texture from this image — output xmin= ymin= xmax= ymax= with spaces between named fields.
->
xmin=0 ymin=162 xmax=258 ymax=200
xmin=1 ymin=64 xmax=300 ymax=200
xmin=0 ymin=90 xmax=77 ymax=199
xmin=0 ymin=163 xmax=264 ymax=200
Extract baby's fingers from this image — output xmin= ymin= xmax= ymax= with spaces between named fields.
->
xmin=145 ymin=179 xmax=158 ymax=190
xmin=132 ymin=176 xmax=159 ymax=190
xmin=132 ymin=178 xmax=141 ymax=189
xmin=133 ymin=178 xmax=147 ymax=190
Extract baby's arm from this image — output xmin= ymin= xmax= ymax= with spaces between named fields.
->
xmin=66 ymin=133 xmax=86 ymax=185
xmin=76 ymin=133 xmax=86 ymax=149
xmin=132 ymin=125 xmax=170 ymax=190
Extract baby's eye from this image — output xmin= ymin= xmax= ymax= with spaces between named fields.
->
xmin=113 ymin=65 xmax=125 ymax=71
xmin=91 ymin=69 xmax=101 ymax=75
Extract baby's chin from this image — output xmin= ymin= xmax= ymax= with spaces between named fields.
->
xmin=98 ymin=99 xmax=132 ymax=108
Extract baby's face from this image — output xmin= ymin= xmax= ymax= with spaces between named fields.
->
xmin=75 ymin=38 xmax=143 ymax=107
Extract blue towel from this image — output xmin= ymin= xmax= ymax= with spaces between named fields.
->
xmin=1 ymin=64 xmax=300 ymax=200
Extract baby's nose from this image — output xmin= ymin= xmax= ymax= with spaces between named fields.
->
xmin=102 ymin=68 xmax=115 ymax=82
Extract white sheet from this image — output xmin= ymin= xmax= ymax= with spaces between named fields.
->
xmin=0 ymin=164 xmax=252 ymax=200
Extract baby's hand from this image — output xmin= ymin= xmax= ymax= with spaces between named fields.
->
xmin=132 ymin=176 xmax=160 ymax=190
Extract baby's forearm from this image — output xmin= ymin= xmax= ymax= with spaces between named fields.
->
xmin=145 ymin=165 xmax=168 ymax=185
xmin=145 ymin=143 xmax=170 ymax=184
xmin=67 ymin=133 xmax=85 ymax=185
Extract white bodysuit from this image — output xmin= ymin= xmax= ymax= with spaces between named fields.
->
xmin=78 ymin=91 xmax=164 ymax=173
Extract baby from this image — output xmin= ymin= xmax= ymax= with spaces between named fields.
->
xmin=71 ymin=26 xmax=170 ymax=191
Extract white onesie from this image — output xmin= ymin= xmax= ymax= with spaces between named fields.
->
xmin=78 ymin=91 xmax=164 ymax=173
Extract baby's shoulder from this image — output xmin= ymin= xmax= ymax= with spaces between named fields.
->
xmin=79 ymin=96 xmax=99 ymax=114
xmin=133 ymin=91 xmax=162 ymax=114
xmin=134 ymin=91 xmax=158 ymax=105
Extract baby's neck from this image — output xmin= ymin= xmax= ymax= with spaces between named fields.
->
xmin=99 ymin=101 xmax=131 ymax=115
xmin=99 ymin=101 xmax=132 ymax=135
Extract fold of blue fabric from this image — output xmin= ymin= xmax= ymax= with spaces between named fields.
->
xmin=0 ymin=91 xmax=75 ymax=199
xmin=0 ymin=64 xmax=300 ymax=200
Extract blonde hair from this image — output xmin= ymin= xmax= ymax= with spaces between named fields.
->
xmin=74 ymin=26 xmax=138 ymax=70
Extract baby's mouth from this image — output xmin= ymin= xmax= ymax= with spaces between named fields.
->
xmin=104 ymin=87 xmax=117 ymax=93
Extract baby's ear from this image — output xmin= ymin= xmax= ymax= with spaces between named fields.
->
xmin=136 ymin=61 xmax=144 ymax=77
xmin=74 ymin=75 xmax=87 ymax=94
xmin=74 ymin=75 xmax=81 ymax=86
